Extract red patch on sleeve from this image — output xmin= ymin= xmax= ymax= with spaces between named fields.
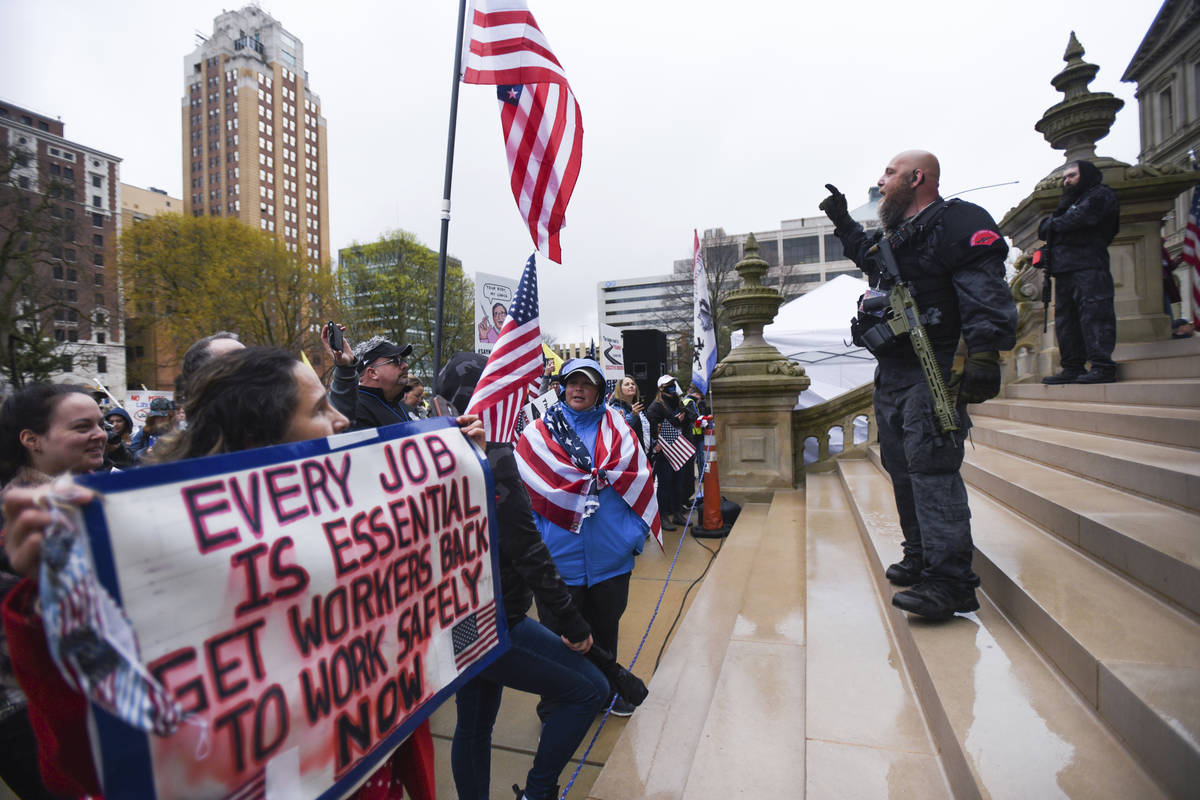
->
xmin=970 ymin=230 xmax=1001 ymax=247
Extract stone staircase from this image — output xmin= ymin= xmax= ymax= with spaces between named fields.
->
xmin=590 ymin=337 xmax=1199 ymax=799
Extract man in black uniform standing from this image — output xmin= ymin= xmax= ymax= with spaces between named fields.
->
xmin=820 ymin=150 xmax=1017 ymax=620
xmin=1038 ymin=160 xmax=1120 ymax=384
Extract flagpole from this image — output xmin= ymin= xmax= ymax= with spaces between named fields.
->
xmin=435 ymin=0 xmax=470 ymax=374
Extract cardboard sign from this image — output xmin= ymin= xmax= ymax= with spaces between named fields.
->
xmin=599 ymin=324 xmax=624 ymax=383
xmin=475 ymin=271 xmax=518 ymax=356
xmin=126 ymin=390 xmax=174 ymax=427
xmin=76 ymin=418 xmax=506 ymax=799
xmin=519 ymin=389 xmax=559 ymax=426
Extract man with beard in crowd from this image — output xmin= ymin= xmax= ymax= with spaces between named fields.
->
xmin=1038 ymin=160 xmax=1120 ymax=384
xmin=820 ymin=150 xmax=1016 ymax=620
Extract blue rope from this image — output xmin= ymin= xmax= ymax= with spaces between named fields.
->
xmin=558 ymin=464 xmax=704 ymax=799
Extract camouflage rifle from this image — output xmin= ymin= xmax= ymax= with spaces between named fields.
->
xmin=863 ymin=237 xmax=960 ymax=434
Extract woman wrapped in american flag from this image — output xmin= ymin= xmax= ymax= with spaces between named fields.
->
xmin=515 ymin=359 xmax=661 ymax=718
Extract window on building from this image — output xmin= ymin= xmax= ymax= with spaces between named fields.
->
xmin=93 ymin=253 xmax=104 ymax=267
xmin=92 ymin=234 xmax=103 ymax=246
xmin=94 ymin=274 xmax=104 ymax=286
xmin=823 ymin=233 xmax=844 ymax=261
xmin=63 ymin=250 xmax=76 ymax=263
xmin=1159 ymin=87 xmax=1175 ymax=139
xmin=54 ymin=329 xmax=65 ymax=342
xmin=782 ymin=236 xmax=820 ymax=264
xmin=66 ymin=289 xmax=77 ymax=302
xmin=52 ymin=264 xmax=64 ymax=279
xmin=757 ymin=239 xmax=779 ymax=266
xmin=92 ymin=195 xmax=101 ymax=208
xmin=96 ymin=355 xmax=107 ymax=372
xmin=91 ymin=175 xmax=101 ymax=187
xmin=66 ymin=268 xmax=77 ymax=282
xmin=91 ymin=213 xmax=103 ymax=227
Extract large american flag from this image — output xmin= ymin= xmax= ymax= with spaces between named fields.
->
xmin=452 ymin=600 xmax=499 ymax=671
xmin=1183 ymin=184 xmax=1200 ymax=326
xmin=517 ymin=407 xmax=663 ymax=549
xmin=658 ymin=419 xmax=696 ymax=472
xmin=466 ymin=254 xmax=544 ymax=443
xmin=462 ymin=0 xmax=583 ymax=263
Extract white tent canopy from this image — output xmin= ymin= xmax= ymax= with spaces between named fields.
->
xmin=730 ymin=274 xmax=876 ymax=408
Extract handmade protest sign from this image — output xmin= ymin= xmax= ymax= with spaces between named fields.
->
xmin=74 ymin=418 xmax=504 ymax=799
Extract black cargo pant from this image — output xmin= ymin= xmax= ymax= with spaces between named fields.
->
xmin=1053 ymin=268 xmax=1116 ymax=373
xmin=874 ymin=370 xmax=979 ymax=592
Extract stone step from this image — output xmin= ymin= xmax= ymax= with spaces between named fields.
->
xmin=836 ymin=459 xmax=1169 ymax=799
xmin=967 ymin=415 xmax=1200 ymax=512
xmin=591 ymin=502 xmax=776 ymax=798
xmin=1113 ymin=337 xmax=1200 ymax=380
xmin=960 ymin=442 xmax=1200 ymax=617
xmin=681 ymin=491 xmax=808 ymax=798
xmin=1004 ymin=378 xmax=1200 ymax=408
xmin=803 ymin=475 xmax=949 ymax=798
xmin=968 ymin=398 xmax=1200 ymax=448
xmin=968 ymin=488 xmax=1200 ymax=800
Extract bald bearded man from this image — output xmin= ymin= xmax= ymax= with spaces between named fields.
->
xmin=821 ymin=151 xmax=1017 ymax=620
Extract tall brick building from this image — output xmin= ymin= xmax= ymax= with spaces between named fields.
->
xmin=0 ymin=100 xmax=125 ymax=395
xmin=183 ymin=5 xmax=329 ymax=267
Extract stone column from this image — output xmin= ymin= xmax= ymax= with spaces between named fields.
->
xmin=710 ymin=234 xmax=809 ymax=502
xmin=1000 ymin=33 xmax=1198 ymax=356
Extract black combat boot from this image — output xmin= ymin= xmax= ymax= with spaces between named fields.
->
xmin=884 ymin=553 xmax=923 ymax=587
xmin=1041 ymin=369 xmax=1083 ymax=385
xmin=1075 ymin=368 xmax=1116 ymax=384
xmin=891 ymin=582 xmax=978 ymax=620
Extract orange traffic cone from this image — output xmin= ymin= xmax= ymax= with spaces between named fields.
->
xmin=694 ymin=417 xmax=730 ymax=538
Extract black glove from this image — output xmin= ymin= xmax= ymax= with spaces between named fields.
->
xmin=819 ymin=183 xmax=852 ymax=228
xmin=1037 ymin=217 xmax=1052 ymax=240
xmin=587 ymin=644 xmax=649 ymax=707
xmin=951 ymin=351 xmax=1002 ymax=404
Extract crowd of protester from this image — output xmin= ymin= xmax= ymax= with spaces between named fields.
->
xmin=0 ymin=322 xmax=708 ymax=800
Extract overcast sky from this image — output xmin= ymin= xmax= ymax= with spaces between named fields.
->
xmin=0 ymin=0 xmax=1162 ymax=341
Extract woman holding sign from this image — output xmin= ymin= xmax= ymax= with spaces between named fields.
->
xmin=1 ymin=349 xmax=483 ymax=800
xmin=0 ymin=383 xmax=108 ymax=799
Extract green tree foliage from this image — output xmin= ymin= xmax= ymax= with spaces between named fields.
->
xmin=120 ymin=213 xmax=337 ymax=368
xmin=336 ymin=230 xmax=473 ymax=376
xmin=0 ymin=141 xmax=86 ymax=388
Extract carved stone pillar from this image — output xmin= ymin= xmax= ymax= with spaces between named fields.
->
xmin=710 ymin=234 xmax=809 ymax=501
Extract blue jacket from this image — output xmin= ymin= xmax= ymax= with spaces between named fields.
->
xmin=533 ymin=401 xmax=648 ymax=587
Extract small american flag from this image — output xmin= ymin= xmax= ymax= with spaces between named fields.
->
xmin=452 ymin=600 xmax=499 ymax=671
xmin=466 ymin=254 xmax=544 ymax=443
xmin=222 ymin=768 xmax=265 ymax=800
xmin=462 ymin=0 xmax=582 ymax=263
xmin=658 ymin=420 xmax=696 ymax=473
xmin=1183 ymin=184 xmax=1200 ymax=326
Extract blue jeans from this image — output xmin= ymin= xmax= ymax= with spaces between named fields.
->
xmin=451 ymin=616 xmax=608 ymax=800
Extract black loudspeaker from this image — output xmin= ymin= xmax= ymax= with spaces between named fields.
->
xmin=622 ymin=329 xmax=667 ymax=402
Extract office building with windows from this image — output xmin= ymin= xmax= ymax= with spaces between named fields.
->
xmin=1 ymin=100 xmax=125 ymax=394
xmin=597 ymin=188 xmax=880 ymax=332
xmin=183 ymin=5 xmax=329 ymax=267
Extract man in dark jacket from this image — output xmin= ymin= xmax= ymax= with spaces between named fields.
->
xmin=821 ymin=150 xmax=1017 ymax=620
xmin=324 ymin=327 xmax=415 ymax=430
xmin=1038 ymin=160 xmax=1120 ymax=384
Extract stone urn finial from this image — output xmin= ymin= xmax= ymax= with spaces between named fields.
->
xmin=1034 ymin=32 xmax=1124 ymax=163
